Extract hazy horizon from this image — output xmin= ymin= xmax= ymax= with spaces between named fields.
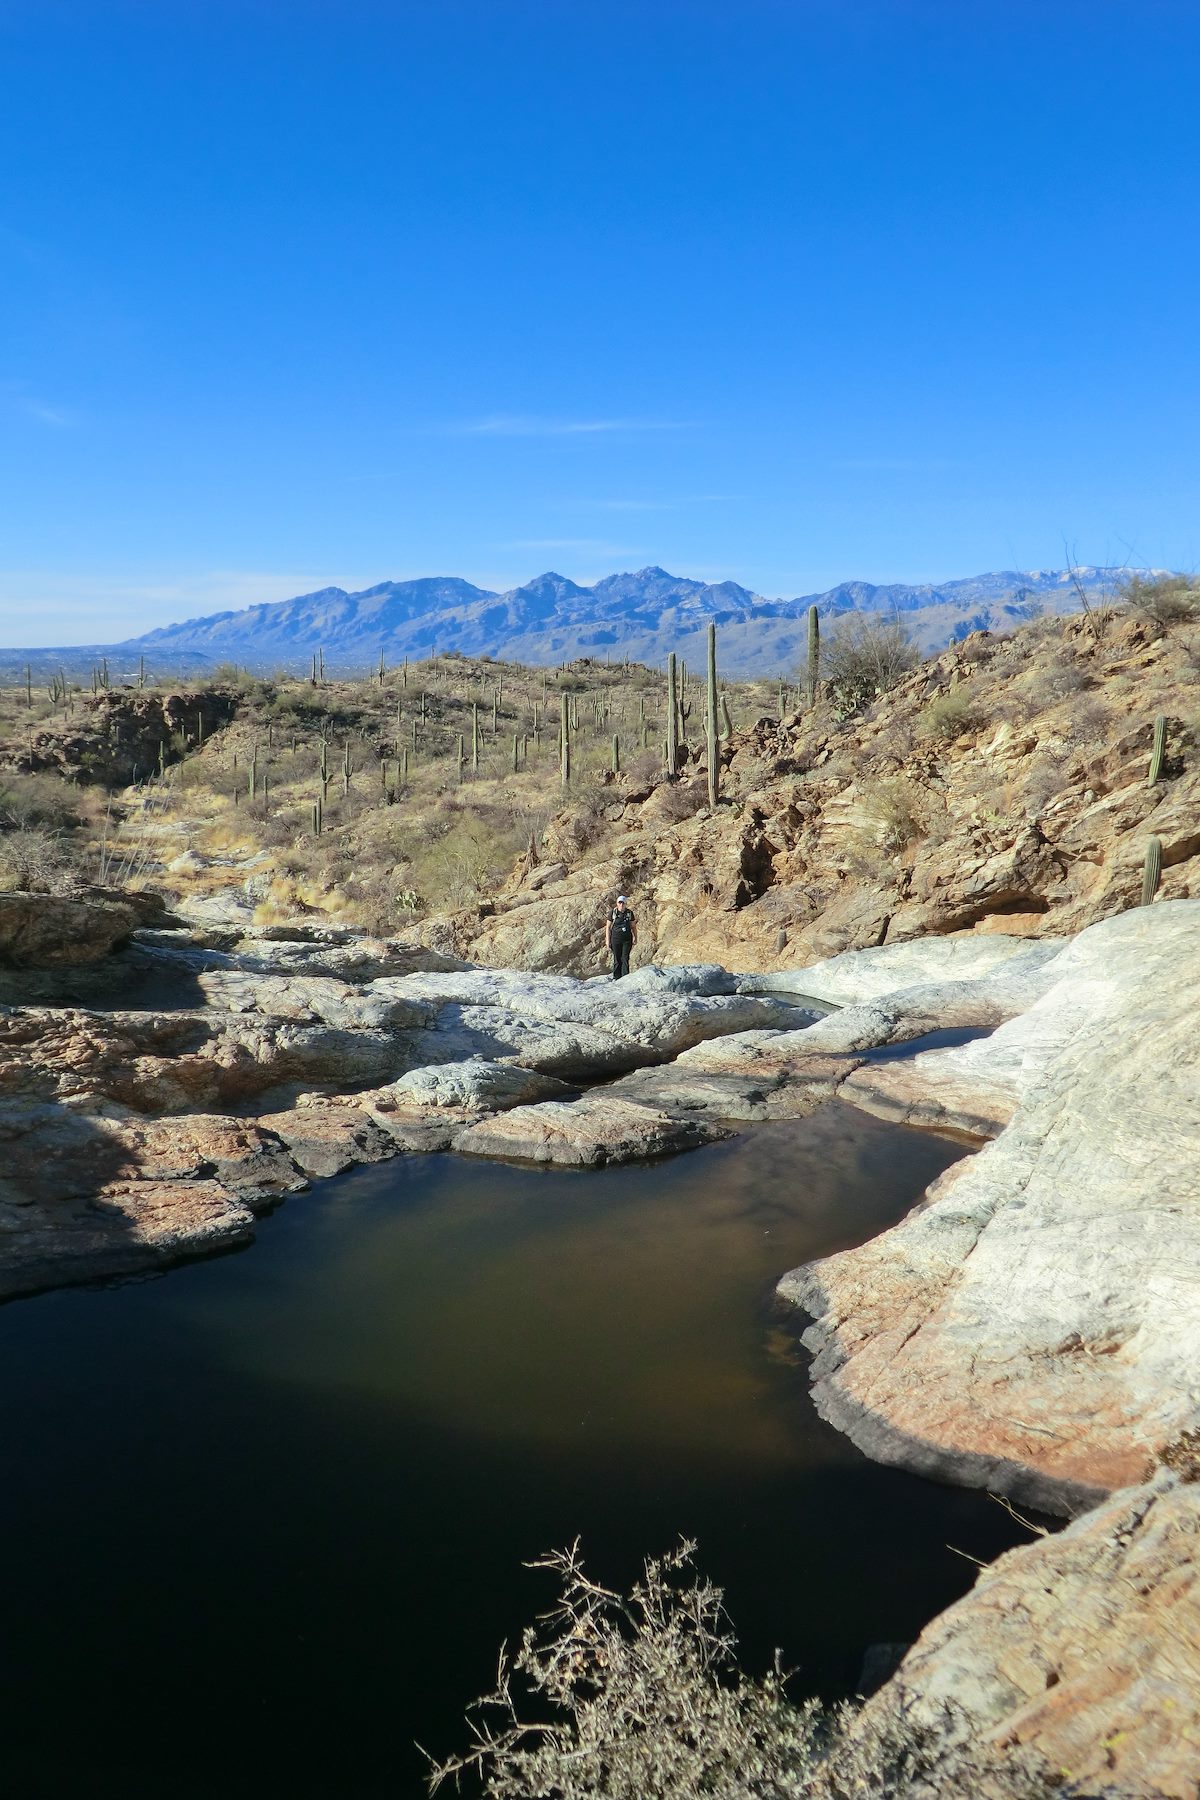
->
xmin=2 ymin=1 xmax=1198 ymax=644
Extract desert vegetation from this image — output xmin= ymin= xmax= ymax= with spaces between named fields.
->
xmin=0 ymin=649 xmax=796 ymax=930
xmin=1 ymin=578 xmax=1197 ymax=957
xmin=426 ymin=1540 xmax=1094 ymax=1800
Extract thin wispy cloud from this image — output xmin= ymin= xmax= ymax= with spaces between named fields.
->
xmin=507 ymin=536 xmax=645 ymax=557
xmin=20 ymin=397 xmax=76 ymax=428
xmin=586 ymin=493 xmax=740 ymax=512
xmin=2 ymin=381 xmax=78 ymax=428
xmin=832 ymin=457 xmax=955 ymax=473
xmin=448 ymin=414 xmax=697 ymax=438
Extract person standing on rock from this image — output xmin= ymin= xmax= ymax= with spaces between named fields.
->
xmin=605 ymin=895 xmax=637 ymax=980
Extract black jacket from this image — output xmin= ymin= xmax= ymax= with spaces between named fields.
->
xmin=608 ymin=907 xmax=635 ymax=940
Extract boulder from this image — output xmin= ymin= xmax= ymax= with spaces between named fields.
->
xmin=453 ymin=1094 xmax=729 ymax=1166
xmin=0 ymin=888 xmax=168 ymax=968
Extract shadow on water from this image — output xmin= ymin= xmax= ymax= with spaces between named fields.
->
xmin=0 ymin=1103 xmax=1039 ymax=1799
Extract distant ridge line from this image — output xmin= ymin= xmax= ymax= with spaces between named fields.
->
xmin=0 ymin=564 xmax=1148 ymax=681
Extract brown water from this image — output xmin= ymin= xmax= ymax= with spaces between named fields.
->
xmin=0 ymin=1103 xmax=1032 ymax=1799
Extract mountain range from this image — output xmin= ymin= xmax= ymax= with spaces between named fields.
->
xmin=0 ymin=565 xmax=1136 ymax=683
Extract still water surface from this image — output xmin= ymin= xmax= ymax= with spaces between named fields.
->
xmin=0 ymin=1104 xmax=1031 ymax=1798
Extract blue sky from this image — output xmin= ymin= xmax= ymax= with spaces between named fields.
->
xmin=1 ymin=0 xmax=1198 ymax=644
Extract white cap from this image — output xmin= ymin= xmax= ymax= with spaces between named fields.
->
xmin=617 ymin=895 xmax=627 ymax=902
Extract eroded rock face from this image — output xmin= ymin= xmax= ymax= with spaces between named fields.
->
xmin=777 ymin=900 xmax=1200 ymax=1515
xmin=850 ymin=1470 xmax=1200 ymax=1800
xmin=424 ymin=617 xmax=1200 ymax=978
xmin=0 ymin=888 xmax=169 ymax=967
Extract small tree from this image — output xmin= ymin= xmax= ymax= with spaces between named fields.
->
xmin=822 ymin=614 xmax=918 ymax=717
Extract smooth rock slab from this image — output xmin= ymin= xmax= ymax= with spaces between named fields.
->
xmin=453 ymin=1095 xmax=729 ymax=1166
xmin=851 ymin=1470 xmax=1200 ymax=1800
xmin=0 ymin=1178 xmax=255 ymax=1302
xmin=778 ymin=900 xmax=1200 ymax=1515
xmin=377 ymin=1059 xmax=573 ymax=1113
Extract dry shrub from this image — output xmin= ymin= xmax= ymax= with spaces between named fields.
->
xmin=856 ymin=776 xmax=926 ymax=852
xmin=1062 ymin=694 xmax=1112 ymax=747
xmin=427 ymin=1540 xmax=1077 ymax=1800
xmin=920 ymin=687 xmax=983 ymax=743
xmin=1020 ymin=653 xmax=1089 ymax=710
xmin=0 ymin=770 xmax=81 ymax=831
xmin=1120 ymin=573 xmax=1200 ymax=632
xmin=822 ymin=616 xmax=918 ymax=717
xmin=1022 ymin=754 xmax=1070 ymax=816
xmin=652 ymin=779 xmax=709 ymax=824
xmin=0 ymin=826 xmax=82 ymax=892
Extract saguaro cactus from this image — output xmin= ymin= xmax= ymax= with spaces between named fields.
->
xmin=472 ymin=702 xmax=481 ymax=771
xmin=560 ymin=695 xmax=571 ymax=789
xmin=1142 ymin=836 xmax=1163 ymax=906
xmin=1148 ymin=713 xmax=1167 ymax=785
xmin=806 ymin=605 xmax=820 ymax=707
xmin=666 ymin=653 xmax=679 ymax=775
xmin=705 ymin=621 xmax=720 ymax=810
xmin=611 ymin=733 xmax=620 ymax=774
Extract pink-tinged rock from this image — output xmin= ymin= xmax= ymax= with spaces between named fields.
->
xmin=779 ymin=900 xmax=1200 ymax=1516
xmin=852 ymin=1471 xmax=1200 ymax=1800
xmin=452 ymin=1094 xmax=728 ymax=1166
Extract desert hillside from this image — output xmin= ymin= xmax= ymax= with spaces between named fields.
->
xmin=414 ymin=601 xmax=1200 ymax=975
xmin=1 ymin=592 xmax=1196 ymax=975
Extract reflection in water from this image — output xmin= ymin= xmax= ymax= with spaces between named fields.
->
xmin=0 ymin=1105 xmax=1031 ymax=1800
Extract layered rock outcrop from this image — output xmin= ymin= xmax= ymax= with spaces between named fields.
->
xmin=0 ymin=921 xmax=809 ymax=1299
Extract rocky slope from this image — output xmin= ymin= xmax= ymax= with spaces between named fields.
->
xmin=411 ymin=611 xmax=1199 ymax=975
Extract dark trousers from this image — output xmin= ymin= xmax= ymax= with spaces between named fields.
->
xmin=611 ymin=937 xmax=632 ymax=979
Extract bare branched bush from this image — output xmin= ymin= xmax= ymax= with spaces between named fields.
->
xmin=0 ymin=826 xmax=82 ymax=893
xmin=651 ymin=779 xmax=710 ymax=824
xmin=426 ymin=1541 xmax=1078 ymax=1800
xmin=0 ymin=770 xmax=81 ymax=832
xmin=1062 ymin=694 xmax=1112 ymax=747
xmin=1120 ymin=573 xmax=1200 ymax=633
xmin=822 ymin=617 xmax=918 ymax=718
xmin=1020 ymin=653 xmax=1090 ymax=711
